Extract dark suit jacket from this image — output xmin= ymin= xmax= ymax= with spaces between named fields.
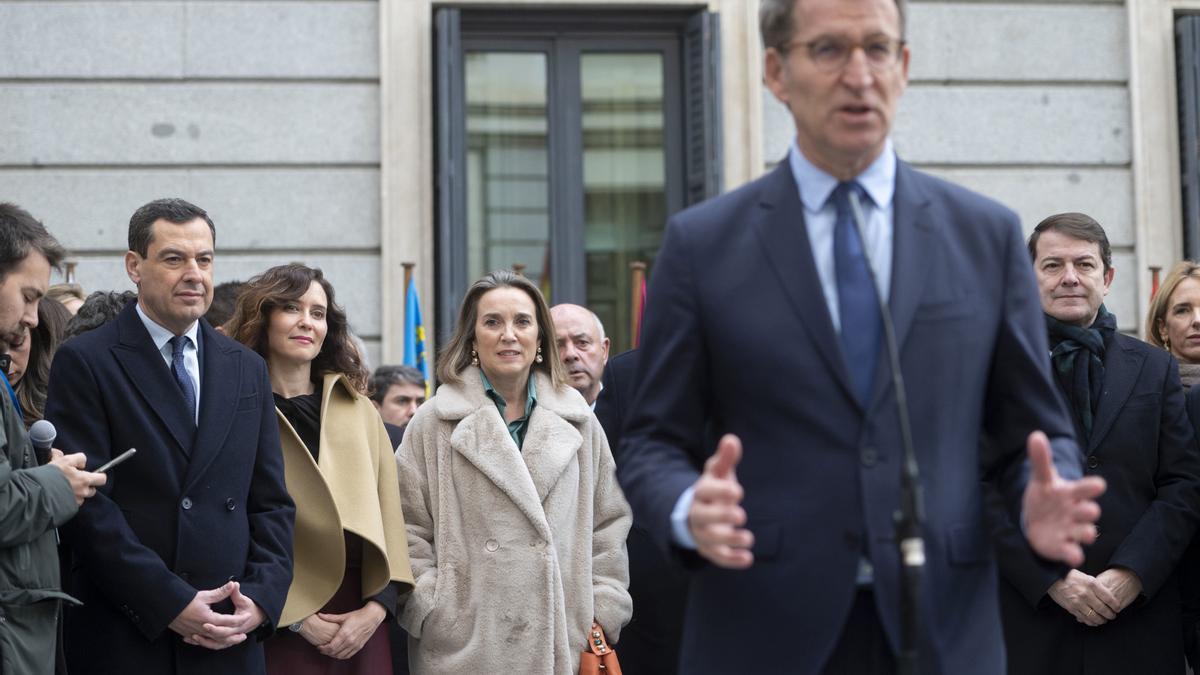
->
xmin=595 ymin=349 xmax=688 ymax=675
xmin=1179 ymin=384 xmax=1200 ymax=670
xmin=45 ymin=303 xmax=295 ymax=675
xmin=993 ymin=332 xmax=1200 ymax=674
xmin=617 ymin=159 xmax=1082 ymax=675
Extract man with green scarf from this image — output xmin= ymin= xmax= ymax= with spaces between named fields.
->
xmin=992 ymin=211 xmax=1200 ymax=675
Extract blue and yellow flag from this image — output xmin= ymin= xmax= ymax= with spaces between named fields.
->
xmin=403 ymin=278 xmax=431 ymax=398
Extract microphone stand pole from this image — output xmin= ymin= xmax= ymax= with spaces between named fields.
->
xmin=849 ymin=191 xmax=926 ymax=675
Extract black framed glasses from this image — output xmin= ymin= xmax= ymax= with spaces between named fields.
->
xmin=780 ymin=36 xmax=906 ymax=73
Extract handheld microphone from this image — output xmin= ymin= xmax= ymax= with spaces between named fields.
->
xmin=29 ymin=419 xmax=56 ymax=466
xmin=847 ymin=190 xmax=926 ymax=675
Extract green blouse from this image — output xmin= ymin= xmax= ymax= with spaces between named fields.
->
xmin=480 ymin=370 xmax=537 ymax=450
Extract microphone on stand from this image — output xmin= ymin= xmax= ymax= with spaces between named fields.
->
xmin=29 ymin=419 xmax=56 ymax=466
xmin=847 ymin=190 xmax=926 ymax=675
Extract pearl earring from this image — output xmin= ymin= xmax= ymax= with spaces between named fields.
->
xmin=535 ymin=345 xmax=543 ymax=364
xmin=471 ymin=349 xmax=479 ymax=367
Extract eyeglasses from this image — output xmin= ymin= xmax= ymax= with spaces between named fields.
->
xmin=779 ymin=36 xmax=906 ymax=73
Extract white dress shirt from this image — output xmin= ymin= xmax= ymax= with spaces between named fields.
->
xmin=135 ymin=303 xmax=201 ymax=424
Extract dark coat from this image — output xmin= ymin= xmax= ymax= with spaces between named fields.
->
xmin=45 ymin=303 xmax=295 ymax=675
xmin=594 ymin=349 xmax=688 ymax=675
xmin=1178 ymin=384 xmax=1200 ymax=670
xmin=617 ymin=160 xmax=1083 ymax=675
xmin=993 ymin=331 xmax=1200 ymax=674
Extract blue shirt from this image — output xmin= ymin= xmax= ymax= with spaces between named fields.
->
xmin=135 ymin=304 xmax=201 ymax=424
xmin=669 ymin=140 xmax=899 ymax=552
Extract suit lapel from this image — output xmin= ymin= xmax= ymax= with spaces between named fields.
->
xmin=110 ymin=305 xmax=193 ymax=456
xmin=184 ymin=321 xmax=241 ymax=490
xmin=868 ymin=162 xmax=935 ymax=409
xmin=1088 ymin=338 xmax=1143 ymax=451
xmin=751 ymin=163 xmax=858 ymax=405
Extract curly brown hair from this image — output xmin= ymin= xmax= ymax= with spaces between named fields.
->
xmin=224 ymin=263 xmax=368 ymax=394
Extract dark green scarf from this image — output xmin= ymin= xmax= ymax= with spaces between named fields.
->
xmin=1046 ymin=305 xmax=1116 ymax=437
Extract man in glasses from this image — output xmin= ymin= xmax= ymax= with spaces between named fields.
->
xmin=617 ymin=1 xmax=1102 ymax=673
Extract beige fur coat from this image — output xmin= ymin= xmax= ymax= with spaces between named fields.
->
xmin=396 ymin=367 xmax=632 ymax=674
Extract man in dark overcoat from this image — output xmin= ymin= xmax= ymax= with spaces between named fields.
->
xmin=46 ymin=198 xmax=295 ymax=674
xmin=993 ymin=212 xmax=1200 ymax=674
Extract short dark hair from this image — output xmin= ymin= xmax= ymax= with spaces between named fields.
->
xmin=206 ymin=280 xmax=244 ymax=329
xmin=1027 ymin=212 xmax=1112 ymax=272
xmin=128 ymin=198 xmax=216 ymax=258
xmin=759 ymin=0 xmax=908 ymax=50
xmin=64 ymin=290 xmax=137 ymax=341
xmin=369 ymin=365 xmax=426 ymax=403
xmin=0 ymin=203 xmax=66 ymax=281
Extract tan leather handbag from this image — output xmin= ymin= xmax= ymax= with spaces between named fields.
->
xmin=579 ymin=621 xmax=622 ymax=675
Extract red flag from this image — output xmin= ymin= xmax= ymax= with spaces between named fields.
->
xmin=635 ymin=277 xmax=647 ymax=347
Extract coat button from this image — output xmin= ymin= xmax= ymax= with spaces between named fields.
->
xmin=860 ymin=447 xmax=878 ymax=468
xmin=1087 ymin=455 xmax=1099 ymax=470
xmin=181 ymin=497 xmax=193 ymax=510
xmin=225 ymin=498 xmax=236 ymax=511
xmin=485 ymin=539 xmax=499 ymax=552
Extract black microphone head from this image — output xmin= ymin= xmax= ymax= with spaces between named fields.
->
xmin=29 ymin=419 xmax=56 ymax=451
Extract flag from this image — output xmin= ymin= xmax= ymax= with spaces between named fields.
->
xmin=403 ymin=278 xmax=432 ymax=398
xmin=634 ymin=276 xmax=647 ymax=348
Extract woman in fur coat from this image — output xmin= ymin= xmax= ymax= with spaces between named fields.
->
xmin=396 ymin=270 xmax=632 ymax=674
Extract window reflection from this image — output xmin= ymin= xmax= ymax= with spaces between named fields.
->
xmin=581 ymin=53 xmax=666 ymax=352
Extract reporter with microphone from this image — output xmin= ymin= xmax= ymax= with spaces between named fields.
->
xmin=0 ymin=203 xmax=106 ymax=673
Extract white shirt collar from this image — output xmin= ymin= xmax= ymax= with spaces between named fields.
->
xmin=788 ymin=138 xmax=897 ymax=213
xmin=135 ymin=303 xmax=200 ymax=351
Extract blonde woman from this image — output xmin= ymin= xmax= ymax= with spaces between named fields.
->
xmin=397 ymin=270 xmax=632 ymax=673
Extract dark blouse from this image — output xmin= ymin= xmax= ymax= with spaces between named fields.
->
xmin=274 ymin=390 xmax=400 ymax=618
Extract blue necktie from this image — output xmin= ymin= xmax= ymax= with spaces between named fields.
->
xmin=169 ymin=335 xmax=197 ymax=422
xmin=831 ymin=181 xmax=882 ymax=404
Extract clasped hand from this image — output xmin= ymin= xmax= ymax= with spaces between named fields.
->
xmin=1048 ymin=568 xmax=1142 ymax=626
xmin=687 ymin=431 xmax=1106 ymax=571
xmin=169 ymin=581 xmax=264 ymax=649
xmin=296 ymin=600 xmax=387 ymax=660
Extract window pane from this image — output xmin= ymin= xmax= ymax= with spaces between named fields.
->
xmin=581 ymin=52 xmax=666 ymax=353
xmin=465 ymin=52 xmax=551 ymax=296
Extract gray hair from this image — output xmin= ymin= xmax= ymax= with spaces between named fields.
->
xmin=759 ymin=0 xmax=907 ymax=50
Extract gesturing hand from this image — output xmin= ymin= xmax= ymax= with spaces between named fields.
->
xmin=49 ymin=449 xmax=107 ymax=506
xmin=1022 ymin=431 xmax=1106 ymax=567
xmin=1047 ymin=569 xmax=1119 ymax=627
xmin=688 ymin=434 xmax=754 ymax=569
xmin=169 ymin=582 xmax=245 ymax=649
xmin=317 ymin=601 xmax=387 ymax=660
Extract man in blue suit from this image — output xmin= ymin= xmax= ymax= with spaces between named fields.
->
xmin=46 ymin=199 xmax=295 ymax=674
xmin=617 ymin=0 xmax=1105 ymax=673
